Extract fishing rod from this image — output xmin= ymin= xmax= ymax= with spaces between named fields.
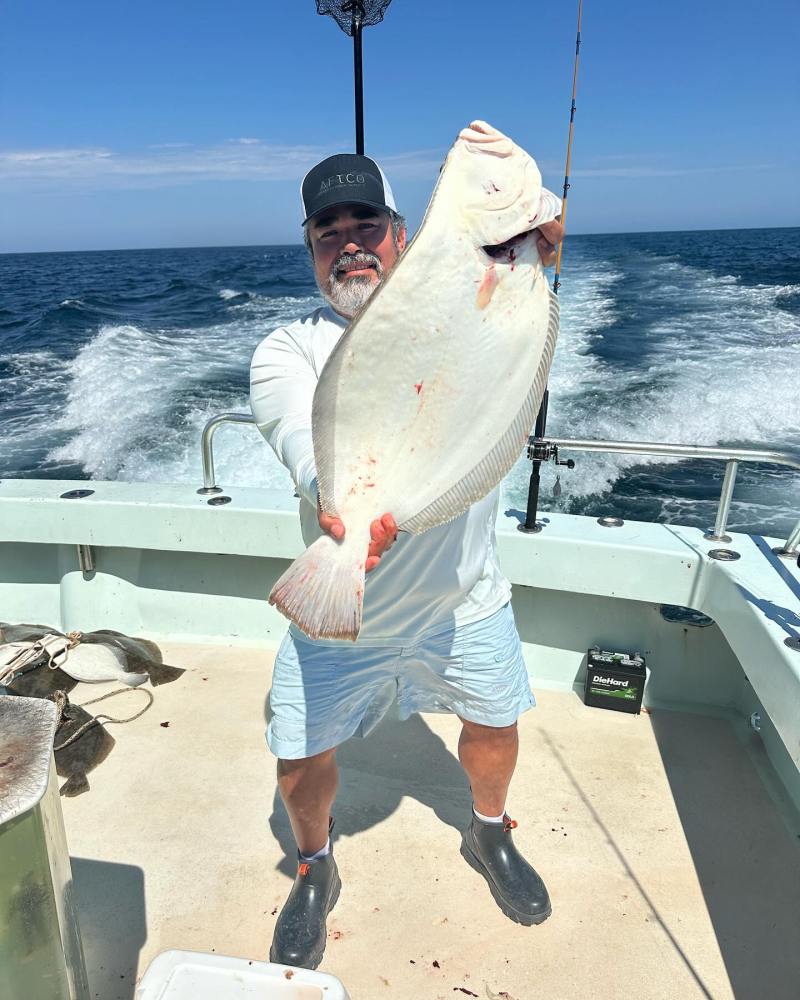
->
xmin=316 ymin=1 xmax=393 ymax=154
xmin=519 ymin=0 xmax=583 ymax=534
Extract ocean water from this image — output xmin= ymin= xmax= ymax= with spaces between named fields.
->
xmin=2 ymin=228 xmax=799 ymax=538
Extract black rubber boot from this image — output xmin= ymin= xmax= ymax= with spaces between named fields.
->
xmin=460 ymin=813 xmax=551 ymax=925
xmin=269 ymin=839 xmax=341 ymax=969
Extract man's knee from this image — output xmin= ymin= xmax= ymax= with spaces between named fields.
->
xmin=460 ymin=717 xmax=518 ymax=739
xmin=277 ymin=746 xmax=337 ymax=779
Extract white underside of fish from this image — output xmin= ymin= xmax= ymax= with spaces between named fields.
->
xmin=270 ymin=120 xmax=560 ymax=640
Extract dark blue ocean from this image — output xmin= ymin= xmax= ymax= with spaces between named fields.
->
xmin=2 ymin=228 xmax=799 ymax=538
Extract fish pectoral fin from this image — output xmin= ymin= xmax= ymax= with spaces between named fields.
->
xmin=60 ymin=773 xmax=90 ymax=797
xmin=146 ymin=663 xmax=186 ymax=686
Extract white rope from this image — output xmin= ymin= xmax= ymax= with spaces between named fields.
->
xmin=53 ymin=687 xmax=155 ymax=751
xmin=0 ymin=632 xmax=81 ymax=685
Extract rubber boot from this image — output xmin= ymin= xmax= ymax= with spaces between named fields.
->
xmin=269 ymin=828 xmax=341 ymax=969
xmin=460 ymin=812 xmax=551 ymax=925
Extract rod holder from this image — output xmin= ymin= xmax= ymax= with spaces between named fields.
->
xmin=519 ymin=390 xmax=549 ymax=533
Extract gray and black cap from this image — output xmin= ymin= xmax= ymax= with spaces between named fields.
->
xmin=301 ymin=153 xmax=397 ymax=226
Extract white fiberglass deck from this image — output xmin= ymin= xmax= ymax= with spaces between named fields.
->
xmin=60 ymin=641 xmax=800 ymax=1000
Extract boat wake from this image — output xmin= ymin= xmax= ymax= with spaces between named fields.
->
xmin=1 ymin=238 xmax=798 ymax=535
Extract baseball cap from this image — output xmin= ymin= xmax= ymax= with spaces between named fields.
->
xmin=301 ymin=153 xmax=397 ymax=226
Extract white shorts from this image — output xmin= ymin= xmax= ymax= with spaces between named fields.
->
xmin=266 ymin=602 xmax=535 ymax=760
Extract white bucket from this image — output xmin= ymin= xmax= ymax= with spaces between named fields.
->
xmin=134 ymin=950 xmax=351 ymax=1000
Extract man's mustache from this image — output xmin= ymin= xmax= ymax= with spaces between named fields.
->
xmin=331 ymin=251 xmax=382 ymax=279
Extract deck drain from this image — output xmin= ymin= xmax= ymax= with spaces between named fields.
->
xmin=207 ymin=495 xmax=231 ymax=506
xmin=659 ymin=605 xmax=715 ymax=628
xmin=597 ymin=516 xmax=624 ymax=527
xmin=708 ymin=548 xmax=740 ymax=561
xmin=60 ymin=489 xmax=95 ymax=499
xmin=785 ymin=637 xmax=800 ymax=652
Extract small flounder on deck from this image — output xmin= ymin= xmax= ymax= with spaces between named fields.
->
xmin=269 ymin=120 xmax=560 ymax=640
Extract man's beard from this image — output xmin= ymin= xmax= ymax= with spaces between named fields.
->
xmin=321 ymin=251 xmax=383 ymax=318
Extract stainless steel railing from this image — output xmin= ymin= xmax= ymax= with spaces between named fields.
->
xmin=197 ymin=413 xmax=257 ymax=495
xmin=536 ymin=437 xmax=800 ymax=555
xmin=197 ymin=413 xmax=800 ymax=556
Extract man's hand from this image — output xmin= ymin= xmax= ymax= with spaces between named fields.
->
xmin=318 ymin=504 xmax=398 ymax=574
xmin=536 ymin=219 xmax=564 ymax=267
xmin=366 ymin=514 xmax=398 ymax=572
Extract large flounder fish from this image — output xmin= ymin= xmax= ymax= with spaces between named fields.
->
xmin=270 ymin=120 xmax=560 ymax=640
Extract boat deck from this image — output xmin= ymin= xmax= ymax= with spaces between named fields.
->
xmin=60 ymin=641 xmax=800 ymax=1000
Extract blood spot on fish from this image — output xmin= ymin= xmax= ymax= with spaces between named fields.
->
xmin=414 ymin=381 xmax=424 ymax=395
xmin=476 ymin=265 xmax=499 ymax=309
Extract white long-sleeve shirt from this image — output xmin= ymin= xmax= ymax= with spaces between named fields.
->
xmin=249 ymin=304 xmax=512 ymax=644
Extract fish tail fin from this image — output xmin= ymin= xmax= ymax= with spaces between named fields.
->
xmin=269 ymin=532 xmax=366 ymax=641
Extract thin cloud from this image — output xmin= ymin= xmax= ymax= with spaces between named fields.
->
xmin=3 ymin=148 xmax=113 ymax=165
xmin=0 ymin=140 xmax=444 ymax=188
xmin=1 ymin=142 xmax=772 ymax=192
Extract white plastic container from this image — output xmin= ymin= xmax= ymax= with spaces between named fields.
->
xmin=135 ymin=950 xmax=351 ymax=1000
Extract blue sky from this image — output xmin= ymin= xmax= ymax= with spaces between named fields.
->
xmin=2 ymin=0 xmax=798 ymax=252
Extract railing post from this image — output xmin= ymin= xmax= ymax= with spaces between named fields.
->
xmin=774 ymin=517 xmax=800 ymax=559
xmin=197 ymin=414 xmax=256 ymax=496
xmin=705 ymin=460 xmax=739 ymax=542
xmin=198 ymin=419 xmax=222 ymax=495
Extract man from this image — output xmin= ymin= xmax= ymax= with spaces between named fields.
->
xmin=250 ymin=152 xmax=564 ymax=970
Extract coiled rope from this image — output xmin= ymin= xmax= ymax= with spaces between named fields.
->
xmin=53 ymin=686 xmax=154 ymax=751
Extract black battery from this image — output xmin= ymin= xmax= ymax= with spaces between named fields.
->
xmin=584 ymin=646 xmax=646 ymax=715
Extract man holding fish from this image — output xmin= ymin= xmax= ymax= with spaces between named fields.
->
xmin=251 ymin=123 xmax=564 ymax=970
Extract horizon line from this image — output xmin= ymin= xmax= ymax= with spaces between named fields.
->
xmin=3 ymin=223 xmax=799 ymax=257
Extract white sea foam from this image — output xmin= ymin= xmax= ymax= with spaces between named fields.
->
xmin=0 ymin=350 xmax=70 ymax=441
xmin=503 ymin=262 xmax=800 ymax=515
xmin=22 ymin=256 xmax=800 ymax=533
xmin=44 ymin=295 xmax=321 ymax=489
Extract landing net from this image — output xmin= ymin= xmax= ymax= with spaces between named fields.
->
xmin=316 ymin=0 xmax=393 ymax=35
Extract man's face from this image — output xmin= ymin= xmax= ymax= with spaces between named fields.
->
xmin=308 ymin=204 xmax=406 ymax=318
